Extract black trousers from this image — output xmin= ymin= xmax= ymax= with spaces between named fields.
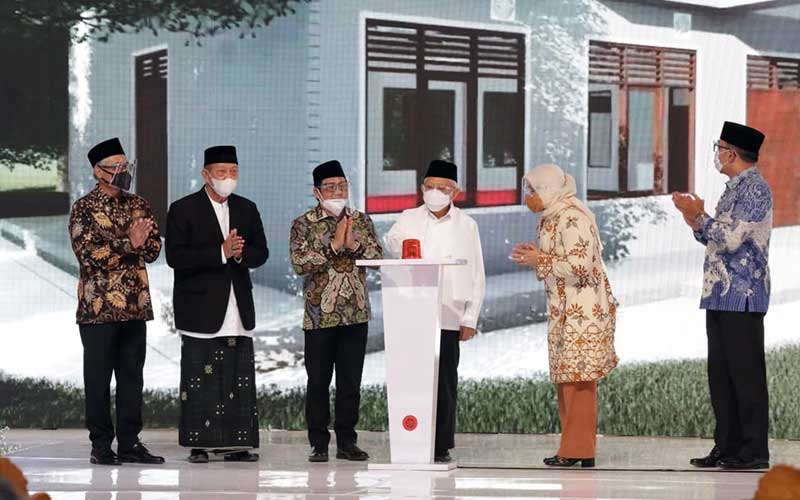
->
xmin=706 ymin=309 xmax=769 ymax=461
xmin=79 ymin=320 xmax=147 ymax=451
xmin=304 ymin=323 xmax=368 ymax=449
xmin=435 ymin=330 xmax=461 ymax=453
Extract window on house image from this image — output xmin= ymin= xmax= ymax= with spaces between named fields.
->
xmin=366 ymin=19 xmax=525 ymax=214
xmin=427 ymin=90 xmax=456 ymax=164
xmin=587 ymin=41 xmax=695 ymax=199
xmin=383 ymin=88 xmax=455 ymax=168
xmin=483 ymin=92 xmax=519 ymax=168
xmin=588 ymin=91 xmax=612 ymax=169
xmin=382 ymin=88 xmax=416 ymax=172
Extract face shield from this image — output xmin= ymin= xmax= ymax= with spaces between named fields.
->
xmin=98 ymin=159 xmax=137 ymax=192
xmin=521 ymin=177 xmax=536 ymax=206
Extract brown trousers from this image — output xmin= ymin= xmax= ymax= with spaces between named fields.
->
xmin=557 ymin=381 xmax=598 ymax=459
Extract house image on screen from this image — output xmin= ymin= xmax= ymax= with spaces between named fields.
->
xmin=68 ymin=0 xmax=800 ymax=313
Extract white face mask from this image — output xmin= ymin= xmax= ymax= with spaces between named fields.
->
xmin=320 ymin=197 xmax=347 ymax=217
xmin=423 ymin=189 xmax=452 ymax=212
xmin=713 ymin=152 xmax=724 ymax=173
xmin=210 ymin=178 xmax=237 ymax=198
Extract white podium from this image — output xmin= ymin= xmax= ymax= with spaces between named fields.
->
xmin=356 ymin=258 xmax=465 ymax=471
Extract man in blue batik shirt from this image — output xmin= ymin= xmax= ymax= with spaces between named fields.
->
xmin=672 ymin=121 xmax=772 ymax=471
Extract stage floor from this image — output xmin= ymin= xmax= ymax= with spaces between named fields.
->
xmin=6 ymin=429 xmax=799 ymax=499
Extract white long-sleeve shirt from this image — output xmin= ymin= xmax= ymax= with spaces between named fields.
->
xmin=179 ymin=190 xmax=251 ymax=339
xmin=385 ymin=204 xmax=486 ymax=331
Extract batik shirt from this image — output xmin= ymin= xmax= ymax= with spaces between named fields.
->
xmin=68 ymin=185 xmax=162 ymax=324
xmin=290 ymin=206 xmax=383 ymax=330
xmin=694 ymin=167 xmax=773 ymax=312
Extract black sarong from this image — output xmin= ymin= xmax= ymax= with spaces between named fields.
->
xmin=178 ymin=335 xmax=259 ymax=449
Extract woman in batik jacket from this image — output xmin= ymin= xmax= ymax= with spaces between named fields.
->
xmin=512 ymin=163 xmax=618 ymax=468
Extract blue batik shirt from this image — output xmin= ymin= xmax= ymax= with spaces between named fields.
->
xmin=693 ymin=167 xmax=773 ymax=312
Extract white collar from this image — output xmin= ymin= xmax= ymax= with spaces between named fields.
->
xmin=425 ymin=203 xmax=456 ymax=221
xmin=205 ymin=186 xmax=228 ymax=207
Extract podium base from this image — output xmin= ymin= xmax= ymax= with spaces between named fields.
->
xmin=367 ymin=462 xmax=457 ymax=471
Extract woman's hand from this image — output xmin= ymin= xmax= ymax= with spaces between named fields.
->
xmin=511 ymin=241 xmax=540 ymax=268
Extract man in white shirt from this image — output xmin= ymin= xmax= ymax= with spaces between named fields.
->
xmin=165 ymin=145 xmax=269 ymax=464
xmin=385 ymin=160 xmax=486 ymax=463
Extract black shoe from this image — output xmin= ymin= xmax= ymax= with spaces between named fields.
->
xmin=223 ymin=450 xmax=259 ymax=462
xmin=719 ymin=458 xmax=770 ymax=470
xmin=434 ymin=450 xmax=452 ymax=463
xmin=309 ymin=447 xmax=329 ymax=463
xmin=543 ymin=455 xmax=595 ymax=468
xmin=118 ymin=442 xmax=165 ymax=465
xmin=690 ymin=446 xmax=724 ymax=468
xmin=90 ymin=447 xmax=122 ymax=466
xmin=336 ymin=444 xmax=369 ymax=461
xmin=188 ymin=449 xmax=209 ymax=464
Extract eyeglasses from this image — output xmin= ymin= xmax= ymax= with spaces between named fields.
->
xmin=713 ymin=141 xmax=732 ymax=153
xmin=421 ymin=183 xmax=457 ymax=195
xmin=319 ymin=181 xmax=349 ymax=194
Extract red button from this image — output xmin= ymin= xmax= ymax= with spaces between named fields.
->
xmin=402 ymin=415 xmax=418 ymax=431
xmin=402 ymin=239 xmax=421 ymax=259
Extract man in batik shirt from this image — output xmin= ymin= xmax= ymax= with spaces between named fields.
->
xmin=674 ymin=121 xmax=773 ymax=471
xmin=290 ymin=160 xmax=383 ymax=463
xmin=68 ymin=137 xmax=164 ymax=466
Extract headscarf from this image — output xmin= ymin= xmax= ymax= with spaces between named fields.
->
xmin=524 ymin=163 xmax=603 ymax=250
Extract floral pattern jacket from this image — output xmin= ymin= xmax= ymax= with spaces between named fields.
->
xmin=535 ymin=206 xmax=619 ymax=384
